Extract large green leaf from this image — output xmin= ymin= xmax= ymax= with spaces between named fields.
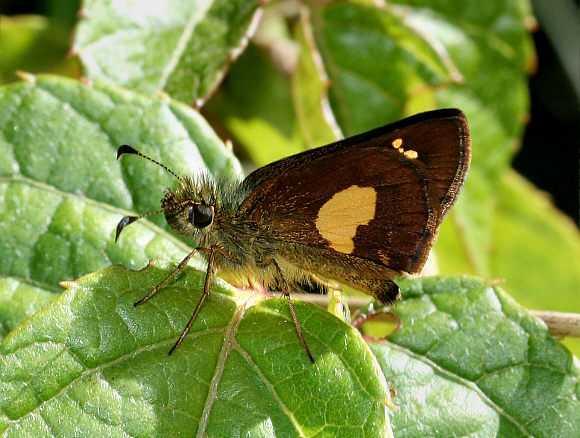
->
xmin=0 ymin=263 xmax=392 ymax=437
xmin=0 ymin=75 xmax=241 ymax=226
xmin=307 ymin=0 xmax=533 ymax=142
xmin=73 ymin=0 xmax=263 ymax=105
xmin=308 ymin=2 xmax=456 ymax=136
xmin=363 ymin=276 xmax=580 ymax=438
xmin=0 ymin=175 xmax=193 ymax=334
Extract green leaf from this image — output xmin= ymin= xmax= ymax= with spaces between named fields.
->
xmin=227 ymin=116 xmax=304 ymax=168
xmin=73 ymin=0 xmax=263 ymax=104
xmin=0 ymin=175 xmax=191 ymax=290
xmin=292 ymin=11 xmax=340 ymax=149
xmin=436 ymin=171 xmax=580 ymax=347
xmin=308 ymin=2 xmax=458 ymax=136
xmin=0 ymin=277 xmax=59 ymax=338
xmin=0 ymin=74 xmax=239 ymax=329
xmin=490 ymin=173 xmax=580 ymax=312
xmin=309 ymin=0 xmax=533 ymax=144
xmin=0 ymin=262 xmax=392 ymax=437
xmin=365 ymin=276 xmax=580 ymax=438
xmin=0 ymin=75 xmax=241 ymax=226
xmin=203 ymin=41 xmax=305 ymax=167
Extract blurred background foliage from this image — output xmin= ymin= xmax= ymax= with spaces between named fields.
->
xmin=1 ymin=0 xmax=578 ymax=357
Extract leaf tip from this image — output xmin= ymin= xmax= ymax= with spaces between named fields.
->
xmin=16 ymin=71 xmax=35 ymax=84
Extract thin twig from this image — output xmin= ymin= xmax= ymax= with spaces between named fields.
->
xmin=531 ymin=311 xmax=580 ymax=339
xmin=291 ymin=294 xmax=580 ymax=339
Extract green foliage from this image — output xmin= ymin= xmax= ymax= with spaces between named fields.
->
xmin=1 ymin=263 xmax=391 ymax=437
xmin=370 ymin=276 xmax=580 ymax=438
xmin=74 ymin=0 xmax=263 ymax=105
xmin=1 ymin=0 xmax=578 ymax=437
xmin=0 ymin=15 xmax=78 ymax=83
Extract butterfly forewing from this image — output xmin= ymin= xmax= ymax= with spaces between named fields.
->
xmin=246 ymin=149 xmax=437 ymax=273
xmin=324 ymin=109 xmax=471 ymax=219
xmin=239 ymin=108 xmax=470 ymax=275
xmin=387 ymin=112 xmax=471 ymax=217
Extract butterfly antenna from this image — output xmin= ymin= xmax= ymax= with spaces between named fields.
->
xmin=117 ymin=145 xmax=183 ymax=182
xmin=115 ymin=145 xmax=188 ymax=240
xmin=115 ymin=199 xmax=194 ymax=241
xmin=115 ymin=210 xmax=163 ymax=241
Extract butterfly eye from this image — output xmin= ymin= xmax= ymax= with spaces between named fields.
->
xmin=188 ymin=204 xmax=213 ymax=228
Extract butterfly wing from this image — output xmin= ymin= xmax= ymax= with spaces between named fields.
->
xmin=242 ymin=108 xmax=470 ymax=220
xmin=239 ymin=109 xmax=470 ymax=276
xmin=243 ymin=146 xmax=438 ymax=273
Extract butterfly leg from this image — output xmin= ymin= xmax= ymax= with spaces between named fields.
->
xmin=168 ymin=244 xmax=243 ymax=355
xmin=167 ymin=246 xmax=218 ymax=355
xmin=256 ymin=258 xmax=315 ymax=363
xmin=134 ymin=244 xmax=240 ymax=355
xmin=132 ymin=247 xmax=202 ymax=354
xmin=134 ymin=248 xmax=198 ymax=306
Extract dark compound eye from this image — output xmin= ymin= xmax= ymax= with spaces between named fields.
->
xmin=188 ymin=203 xmax=213 ymax=228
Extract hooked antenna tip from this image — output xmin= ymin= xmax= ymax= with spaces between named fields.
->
xmin=117 ymin=145 xmax=139 ymax=159
xmin=115 ymin=216 xmax=139 ymax=241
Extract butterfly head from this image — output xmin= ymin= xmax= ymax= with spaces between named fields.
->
xmin=114 ymin=145 xmax=221 ymax=243
xmin=161 ymin=175 xmax=218 ymax=240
